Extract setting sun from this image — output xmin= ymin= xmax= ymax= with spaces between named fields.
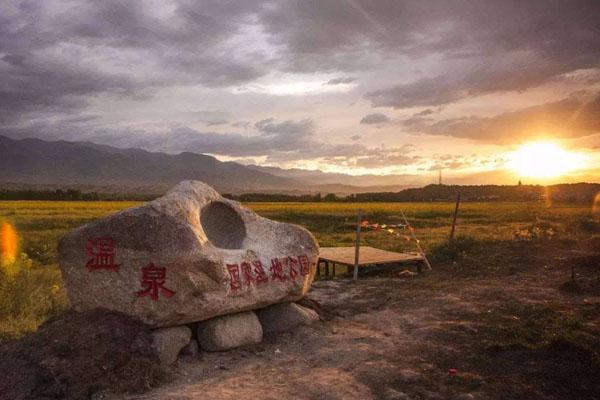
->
xmin=506 ymin=141 xmax=585 ymax=179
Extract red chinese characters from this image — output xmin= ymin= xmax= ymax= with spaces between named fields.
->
xmin=227 ymin=255 xmax=312 ymax=292
xmin=136 ymin=263 xmax=175 ymax=301
xmin=287 ymin=256 xmax=299 ymax=279
xmin=86 ymin=238 xmax=120 ymax=272
xmin=298 ymin=255 xmax=310 ymax=276
xmin=227 ymin=263 xmax=242 ymax=291
xmin=240 ymin=262 xmax=254 ymax=286
xmin=270 ymin=258 xmax=287 ymax=281
xmin=253 ymin=260 xmax=269 ymax=284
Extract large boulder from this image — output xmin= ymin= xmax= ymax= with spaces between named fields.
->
xmin=58 ymin=181 xmax=319 ymax=327
xmin=198 ymin=311 xmax=263 ymax=351
xmin=257 ymin=302 xmax=319 ymax=334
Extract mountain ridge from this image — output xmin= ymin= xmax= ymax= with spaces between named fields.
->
xmin=0 ymin=135 xmax=409 ymax=194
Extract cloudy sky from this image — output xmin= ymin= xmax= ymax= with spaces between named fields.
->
xmin=1 ymin=0 xmax=599 ymax=184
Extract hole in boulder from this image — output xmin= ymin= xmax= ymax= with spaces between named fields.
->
xmin=200 ymin=201 xmax=246 ymax=249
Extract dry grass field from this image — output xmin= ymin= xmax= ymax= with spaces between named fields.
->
xmin=0 ymin=200 xmax=597 ymax=341
xmin=0 ymin=200 xmax=598 ymax=399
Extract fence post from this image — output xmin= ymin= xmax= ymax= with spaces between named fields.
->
xmin=353 ymin=210 xmax=362 ymax=281
xmin=449 ymin=192 xmax=461 ymax=243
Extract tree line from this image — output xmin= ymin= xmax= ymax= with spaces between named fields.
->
xmin=0 ymin=189 xmax=158 ymax=201
xmin=1 ymin=183 xmax=598 ymax=202
xmin=227 ymin=183 xmax=600 ymax=203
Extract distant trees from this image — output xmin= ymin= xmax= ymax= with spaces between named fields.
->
xmin=0 ymin=189 xmax=100 ymax=201
xmin=228 ymin=183 xmax=600 ymax=203
xmin=1 ymin=183 xmax=598 ymax=203
xmin=323 ymin=193 xmax=337 ymax=202
xmin=225 ymin=192 xmax=328 ymax=202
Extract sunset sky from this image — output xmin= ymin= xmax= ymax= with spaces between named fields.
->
xmin=1 ymin=0 xmax=599 ymax=185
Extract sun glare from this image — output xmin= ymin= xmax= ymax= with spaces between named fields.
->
xmin=1 ymin=222 xmax=18 ymax=267
xmin=507 ymin=141 xmax=584 ymax=179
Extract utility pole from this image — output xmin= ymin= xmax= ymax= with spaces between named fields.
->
xmin=449 ymin=192 xmax=461 ymax=243
xmin=353 ymin=210 xmax=362 ymax=281
xmin=438 ymin=169 xmax=442 ymax=185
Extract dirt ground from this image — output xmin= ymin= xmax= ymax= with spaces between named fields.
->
xmin=0 ymin=309 xmax=168 ymax=400
xmin=112 ymin=246 xmax=600 ymax=400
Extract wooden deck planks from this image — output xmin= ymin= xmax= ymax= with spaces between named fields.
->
xmin=319 ymin=246 xmax=423 ymax=266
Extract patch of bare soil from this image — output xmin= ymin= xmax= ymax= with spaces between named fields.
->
xmin=118 ymin=245 xmax=599 ymax=400
xmin=0 ymin=309 xmax=168 ymax=400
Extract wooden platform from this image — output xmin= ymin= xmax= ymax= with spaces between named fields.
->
xmin=317 ymin=246 xmax=425 ymax=278
xmin=319 ymin=246 xmax=423 ymax=268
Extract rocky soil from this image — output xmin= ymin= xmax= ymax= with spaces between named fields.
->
xmin=2 ymin=244 xmax=597 ymax=400
xmin=116 ymin=249 xmax=600 ymax=400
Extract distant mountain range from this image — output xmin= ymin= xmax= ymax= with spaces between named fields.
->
xmin=247 ymin=165 xmax=424 ymax=188
xmin=0 ymin=135 xmax=412 ymax=194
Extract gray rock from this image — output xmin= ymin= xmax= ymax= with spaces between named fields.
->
xmin=452 ymin=394 xmax=476 ymax=400
xmin=198 ymin=311 xmax=262 ymax=351
xmin=257 ymin=302 xmax=319 ymax=334
xmin=180 ymin=339 xmax=199 ymax=357
xmin=58 ymin=181 xmax=319 ymax=327
xmin=151 ymin=326 xmax=192 ymax=365
xmin=397 ymin=368 xmax=422 ymax=383
xmin=383 ymin=389 xmax=412 ymax=400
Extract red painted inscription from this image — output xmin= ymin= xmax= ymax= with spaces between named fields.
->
xmin=86 ymin=238 xmax=120 ymax=272
xmin=227 ymin=255 xmax=311 ymax=292
xmin=136 ymin=263 xmax=175 ymax=301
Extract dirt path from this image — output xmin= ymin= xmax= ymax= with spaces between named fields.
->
xmin=116 ymin=263 xmax=599 ymax=400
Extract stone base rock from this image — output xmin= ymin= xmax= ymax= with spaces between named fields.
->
xmin=257 ymin=302 xmax=319 ymax=334
xmin=198 ymin=311 xmax=262 ymax=351
xmin=180 ymin=339 xmax=199 ymax=357
xmin=151 ymin=326 xmax=192 ymax=364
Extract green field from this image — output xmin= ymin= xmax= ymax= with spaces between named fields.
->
xmin=0 ymin=200 xmax=597 ymax=341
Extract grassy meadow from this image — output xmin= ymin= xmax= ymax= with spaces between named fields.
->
xmin=0 ymin=200 xmax=598 ymax=342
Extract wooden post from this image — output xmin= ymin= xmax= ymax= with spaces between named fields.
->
xmin=353 ymin=210 xmax=362 ymax=281
xmin=325 ymin=261 xmax=329 ymax=277
xmin=317 ymin=261 xmax=321 ymax=277
xmin=449 ymin=192 xmax=461 ymax=243
xmin=400 ymin=210 xmax=432 ymax=271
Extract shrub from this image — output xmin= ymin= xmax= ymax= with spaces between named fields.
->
xmin=0 ymin=258 xmax=68 ymax=342
xmin=568 ymin=217 xmax=600 ymax=234
xmin=430 ymin=235 xmax=479 ymax=262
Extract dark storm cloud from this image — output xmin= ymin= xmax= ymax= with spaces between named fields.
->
xmin=0 ymin=109 xmax=423 ymax=167
xmin=364 ymin=62 xmax=591 ymax=109
xmin=100 ymin=117 xmax=317 ymax=158
xmin=231 ymin=121 xmax=251 ymax=129
xmin=350 ymin=0 xmax=598 ymax=108
xmin=144 ymin=123 xmax=399 ymax=164
xmin=195 ymin=110 xmax=230 ymax=126
xmin=414 ymin=109 xmax=437 ymax=117
xmin=325 ymin=77 xmax=356 ymax=85
xmin=360 ymin=113 xmax=390 ymax=125
xmin=411 ymin=92 xmax=600 ymax=143
xmin=2 ymin=0 xmax=600 ymax=160
xmin=0 ymin=0 xmax=268 ymax=123
xmin=398 ymin=116 xmax=432 ymax=130
xmin=4 ymin=0 xmax=599 ymax=117
xmin=255 ymin=118 xmax=314 ymax=136
xmin=259 ymin=1 xmax=599 ymax=76
xmin=0 ymin=47 xmax=141 ymax=124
